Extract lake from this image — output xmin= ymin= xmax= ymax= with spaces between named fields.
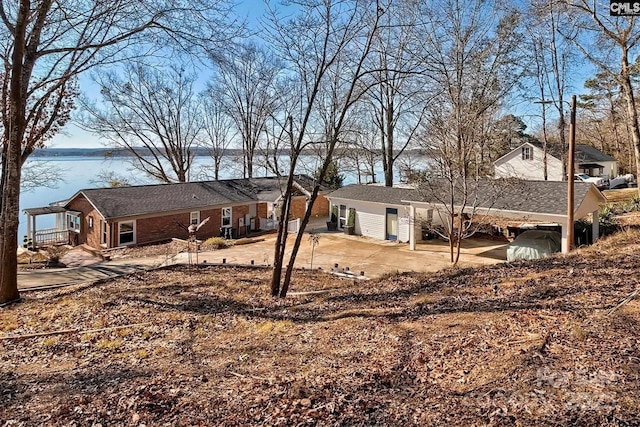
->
xmin=18 ymin=153 xmax=422 ymax=242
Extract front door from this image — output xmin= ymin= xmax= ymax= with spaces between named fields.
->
xmin=386 ymin=208 xmax=398 ymax=240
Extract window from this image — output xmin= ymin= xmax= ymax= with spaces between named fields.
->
xmin=100 ymin=221 xmax=108 ymax=246
xmin=221 ymin=207 xmax=232 ymax=228
xmin=66 ymin=213 xmax=80 ymax=232
xmin=190 ymin=211 xmax=200 ymax=225
xmin=521 ymin=146 xmax=533 ymax=160
xmin=118 ymin=221 xmax=135 ymax=246
xmin=88 ymin=216 xmax=94 ymax=228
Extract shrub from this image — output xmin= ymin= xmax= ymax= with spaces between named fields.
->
xmin=204 ymin=236 xmax=232 ymax=249
xmin=599 ymin=203 xmax=618 ymax=227
xmin=624 ymin=194 xmax=640 ymax=212
xmin=330 ymin=205 xmax=338 ymax=223
xmin=45 ymin=245 xmax=69 ymax=263
xmin=347 ymin=208 xmax=356 ymax=227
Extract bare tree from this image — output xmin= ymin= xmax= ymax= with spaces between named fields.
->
xmin=526 ymin=0 xmax=575 ymax=180
xmin=340 ymin=113 xmax=380 ymax=184
xmin=198 ymin=87 xmax=236 ymax=180
xmin=368 ymin=0 xmax=429 ymax=187
xmin=581 ymin=72 xmax=635 ymax=173
xmin=265 ymin=0 xmax=385 ymax=297
xmin=91 ymin=170 xmax=132 ymax=187
xmin=81 ymin=64 xmax=202 ymax=183
xmin=20 ymin=160 xmax=64 ymax=191
xmin=0 ymin=0 xmax=239 ymax=304
xmin=418 ymin=0 xmax=526 ymax=264
xmin=563 ymin=3 xmax=640 ymax=190
xmin=216 ymin=42 xmax=282 ymax=178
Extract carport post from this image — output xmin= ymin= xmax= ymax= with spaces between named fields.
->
xmin=560 ymin=224 xmax=569 ymax=254
xmin=409 ymin=205 xmax=416 ymax=251
xmin=592 ymin=210 xmax=599 ymax=243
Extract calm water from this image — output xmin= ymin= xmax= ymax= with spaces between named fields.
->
xmin=18 ymin=153 xmax=419 ymax=242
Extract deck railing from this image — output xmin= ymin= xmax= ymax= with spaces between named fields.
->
xmin=33 ymin=228 xmax=68 ymax=246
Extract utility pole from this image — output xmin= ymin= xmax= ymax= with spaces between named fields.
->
xmin=567 ymin=94 xmax=576 ymax=252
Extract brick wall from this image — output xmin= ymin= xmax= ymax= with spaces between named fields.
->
xmin=134 ymin=213 xmax=192 ymax=245
xmin=289 ymin=194 xmax=330 ymax=219
xmin=113 ymin=203 xmax=261 ymax=247
xmin=71 ymin=201 xmax=265 ymax=249
xmin=257 ymin=202 xmax=268 ymax=221
xmin=67 ymin=195 xmax=103 ymax=248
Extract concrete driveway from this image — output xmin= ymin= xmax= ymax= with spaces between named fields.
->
xmin=177 ymin=229 xmax=507 ymax=278
xmin=17 ymin=224 xmax=507 ymax=290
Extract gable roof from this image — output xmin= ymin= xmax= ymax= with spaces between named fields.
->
xmin=494 ymin=142 xmax=617 ymax=166
xmin=67 ymin=175 xmax=325 ymax=220
xmin=328 ymin=180 xmax=605 ymax=218
xmin=575 ymin=144 xmax=617 ymax=163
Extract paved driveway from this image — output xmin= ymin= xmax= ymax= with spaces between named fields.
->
xmin=17 ymin=227 xmax=507 ymax=290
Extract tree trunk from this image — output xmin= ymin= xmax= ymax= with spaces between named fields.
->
xmin=384 ymin=97 xmax=394 ymax=187
xmin=620 ymin=47 xmax=640 ymax=197
xmin=0 ymin=147 xmax=22 ymax=305
xmin=0 ymin=0 xmax=28 ymax=305
xmin=280 ymin=184 xmax=322 ymax=297
xmin=270 ymin=190 xmax=292 ymax=296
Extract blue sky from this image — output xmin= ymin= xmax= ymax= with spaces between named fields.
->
xmin=50 ymin=0 xmax=594 ymax=149
xmin=50 ymin=1 xmax=270 ymax=149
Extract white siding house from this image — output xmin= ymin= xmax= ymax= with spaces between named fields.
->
xmin=328 ymin=180 xmax=606 ymax=255
xmin=494 ymin=142 xmax=564 ymax=181
xmin=327 ymin=185 xmax=416 ymax=243
xmin=494 ymin=142 xmax=618 ymax=180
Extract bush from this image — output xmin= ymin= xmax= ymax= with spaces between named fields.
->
xmin=203 ymin=237 xmax=233 ymax=250
xmin=347 ymin=208 xmax=356 ymax=227
xmin=330 ymin=205 xmax=338 ymax=223
xmin=45 ymin=245 xmax=69 ymax=262
xmin=599 ymin=203 xmax=618 ymax=227
xmin=624 ymin=194 xmax=640 ymax=212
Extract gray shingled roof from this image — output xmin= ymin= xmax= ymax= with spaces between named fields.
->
xmin=70 ymin=176 xmax=324 ymax=220
xmin=328 ymin=185 xmax=418 ymax=206
xmin=329 ymin=180 xmax=600 ymax=216
xmin=575 ymin=144 xmax=617 ymax=163
xmin=526 ymin=142 xmax=617 ymax=164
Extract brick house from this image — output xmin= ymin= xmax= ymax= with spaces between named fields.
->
xmin=24 ymin=176 xmax=329 ymax=249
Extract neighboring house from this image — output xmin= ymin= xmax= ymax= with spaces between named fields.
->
xmin=328 ymin=180 xmax=606 ymax=253
xmin=494 ymin=142 xmax=619 ymax=181
xmin=23 ymin=176 xmax=329 ymax=250
xmin=327 ymin=185 xmax=417 ymax=243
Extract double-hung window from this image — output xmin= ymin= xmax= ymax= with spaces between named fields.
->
xmin=221 ymin=207 xmax=232 ymax=228
xmin=118 ymin=221 xmax=135 ymax=246
xmin=190 ymin=211 xmax=200 ymax=225
xmin=521 ymin=146 xmax=533 ymax=160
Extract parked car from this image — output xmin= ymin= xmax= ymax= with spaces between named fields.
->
xmin=574 ymin=173 xmax=608 ymax=190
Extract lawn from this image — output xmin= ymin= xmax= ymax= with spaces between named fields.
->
xmin=2 ymin=229 xmax=640 ymax=425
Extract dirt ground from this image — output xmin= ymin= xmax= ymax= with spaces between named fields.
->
xmin=2 ymin=224 xmax=640 ymax=425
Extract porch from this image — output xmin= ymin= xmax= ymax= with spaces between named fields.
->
xmin=23 ymin=206 xmax=81 ymax=249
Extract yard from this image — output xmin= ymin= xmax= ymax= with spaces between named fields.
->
xmin=2 ymin=225 xmax=640 ymax=425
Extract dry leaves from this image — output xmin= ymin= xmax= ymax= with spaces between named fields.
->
xmin=2 ymin=229 xmax=640 ymax=425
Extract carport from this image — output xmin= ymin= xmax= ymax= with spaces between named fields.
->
xmin=404 ymin=181 xmax=606 ymax=254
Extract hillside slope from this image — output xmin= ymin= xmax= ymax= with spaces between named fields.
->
xmin=2 ymin=230 xmax=640 ymax=425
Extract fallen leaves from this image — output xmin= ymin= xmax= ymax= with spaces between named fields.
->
xmin=2 ymin=228 xmax=640 ymax=424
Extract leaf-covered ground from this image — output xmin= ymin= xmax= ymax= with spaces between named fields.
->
xmin=2 ymin=229 xmax=640 ymax=425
